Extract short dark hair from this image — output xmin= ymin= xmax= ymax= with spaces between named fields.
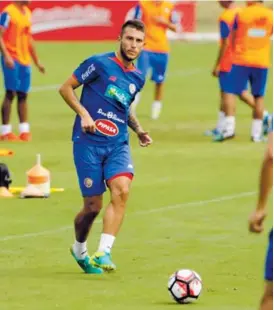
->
xmin=121 ymin=19 xmax=145 ymax=35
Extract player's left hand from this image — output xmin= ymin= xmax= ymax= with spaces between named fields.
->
xmin=37 ymin=62 xmax=46 ymax=74
xmin=137 ymin=132 xmax=153 ymax=147
xmin=212 ymin=67 xmax=219 ymax=77
xmin=248 ymin=209 xmax=267 ymax=233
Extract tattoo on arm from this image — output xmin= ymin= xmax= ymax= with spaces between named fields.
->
xmin=128 ymin=111 xmax=143 ymax=134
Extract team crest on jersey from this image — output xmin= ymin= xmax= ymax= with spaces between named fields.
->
xmin=95 ymin=119 xmax=119 ymax=137
xmin=129 ymin=83 xmax=136 ymax=94
xmin=84 ymin=178 xmax=93 ymax=188
xmin=105 ymin=84 xmax=131 ymax=107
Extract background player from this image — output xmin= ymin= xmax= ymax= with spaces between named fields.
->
xmin=132 ymin=0 xmax=178 ymax=120
xmin=207 ymin=0 xmax=270 ymax=142
xmin=0 ymin=1 xmax=45 ymax=142
xmin=59 ymin=20 xmax=152 ymax=274
xmin=228 ymin=0 xmax=272 ymax=142
xmin=248 ymin=117 xmax=273 ymax=310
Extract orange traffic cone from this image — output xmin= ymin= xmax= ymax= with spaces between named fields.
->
xmin=20 ymin=154 xmax=50 ymax=198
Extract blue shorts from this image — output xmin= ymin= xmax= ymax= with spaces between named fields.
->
xmin=137 ymin=50 xmax=169 ymax=83
xmin=265 ymin=229 xmax=273 ymax=281
xmin=218 ymin=70 xmax=248 ymax=93
xmin=229 ymin=65 xmax=268 ymax=97
xmin=73 ymin=141 xmax=134 ymax=197
xmin=1 ymin=56 xmax=31 ymax=93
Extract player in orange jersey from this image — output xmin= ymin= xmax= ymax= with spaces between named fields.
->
xmin=229 ymin=0 xmax=272 ymax=142
xmin=207 ymin=0 xmax=270 ymax=142
xmin=0 ymin=1 xmax=45 ymax=142
xmin=132 ymin=0 xmax=178 ymax=119
xmin=207 ymin=1 xmax=253 ymax=139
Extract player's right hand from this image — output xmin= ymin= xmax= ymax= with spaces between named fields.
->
xmin=81 ymin=114 xmax=96 ymax=134
xmin=248 ymin=209 xmax=267 ymax=233
xmin=4 ymin=55 xmax=14 ymax=69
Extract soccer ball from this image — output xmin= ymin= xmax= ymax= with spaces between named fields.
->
xmin=167 ymin=269 xmax=202 ymax=304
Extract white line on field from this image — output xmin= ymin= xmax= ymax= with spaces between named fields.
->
xmin=31 ymin=84 xmax=60 ymax=92
xmin=0 ymin=190 xmax=256 ymax=242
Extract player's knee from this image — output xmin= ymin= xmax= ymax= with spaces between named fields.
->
xmin=17 ymin=91 xmax=28 ymax=103
xmin=83 ymin=196 xmax=103 ymax=215
xmin=5 ymin=90 xmax=16 ymax=101
xmin=111 ymin=184 xmax=130 ymax=202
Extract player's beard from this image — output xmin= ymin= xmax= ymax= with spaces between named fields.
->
xmin=120 ymin=45 xmax=136 ymax=63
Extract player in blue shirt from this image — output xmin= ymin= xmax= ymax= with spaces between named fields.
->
xmin=59 ymin=20 xmax=152 ymax=274
xmin=249 ymin=116 xmax=273 ymax=310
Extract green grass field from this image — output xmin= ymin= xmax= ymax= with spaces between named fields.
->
xmin=0 ymin=42 xmax=273 ymax=310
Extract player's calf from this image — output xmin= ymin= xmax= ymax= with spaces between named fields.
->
xmin=74 ymin=196 xmax=103 ymax=242
xmin=260 ymin=281 xmax=273 ymax=310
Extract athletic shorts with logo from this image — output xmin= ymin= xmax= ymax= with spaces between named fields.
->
xmin=73 ymin=141 xmax=134 ymax=197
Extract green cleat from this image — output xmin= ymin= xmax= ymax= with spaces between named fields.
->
xmin=213 ymin=133 xmax=235 ymax=142
xmin=70 ymin=247 xmax=103 ymax=274
xmin=90 ymin=251 xmax=116 ymax=272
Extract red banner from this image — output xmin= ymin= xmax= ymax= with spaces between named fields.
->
xmin=0 ymin=1 xmax=196 ymax=41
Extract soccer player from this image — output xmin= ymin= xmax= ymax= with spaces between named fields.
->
xmin=208 ymin=0 xmax=270 ymax=142
xmin=248 ymin=117 xmax=272 ymax=310
xmin=132 ymin=0 xmax=178 ymax=120
xmin=59 ymin=20 xmax=152 ymax=274
xmin=207 ymin=1 xmax=253 ymax=140
xmin=0 ymin=1 xmax=45 ymax=142
xmin=229 ymin=1 xmax=272 ymax=142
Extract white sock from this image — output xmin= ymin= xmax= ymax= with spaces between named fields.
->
xmin=19 ymin=122 xmax=30 ymax=134
xmin=1 ymin=124 xmax=12 ymax=135
xmin=251 ymin=119 xmax=263 ymax=140
xmin=216 ymin=111 xmax=226 ymax=133
xmin=151 ymin=101 xmax=162 ymax=120
xmin=223 ymin=116 xmax=235 ymax=137
xmin=98 ymin=233 xmax=116 ymax=254
xmin=72 ymin=240 xmax=87 ymax=260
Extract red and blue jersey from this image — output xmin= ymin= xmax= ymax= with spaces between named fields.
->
xmin=72 ymin=52 xmax=145 ymax=145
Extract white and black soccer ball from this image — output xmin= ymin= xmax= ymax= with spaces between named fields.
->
xmin=167 ymin=269 xmax=202 ymax=304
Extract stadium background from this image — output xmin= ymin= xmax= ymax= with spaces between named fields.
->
xmin=0 ymin=1 xmax=273 ymax=310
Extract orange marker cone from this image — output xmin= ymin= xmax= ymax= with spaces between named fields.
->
xmin=20 ymin=154 xmax=50 ymax=198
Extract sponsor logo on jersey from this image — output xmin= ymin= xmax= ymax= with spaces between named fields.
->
xmin=81 ymin=64 xmax=95 ymax=80
xmin=105 ymin=84 xmax=131 ymax=107
xmin=95 ymin=119 xmax=119 ymax=136
xmin=97 ymin=108 xmax=125 ymax=124
xmin=248 ymin=28 xmax=267 ymax=38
